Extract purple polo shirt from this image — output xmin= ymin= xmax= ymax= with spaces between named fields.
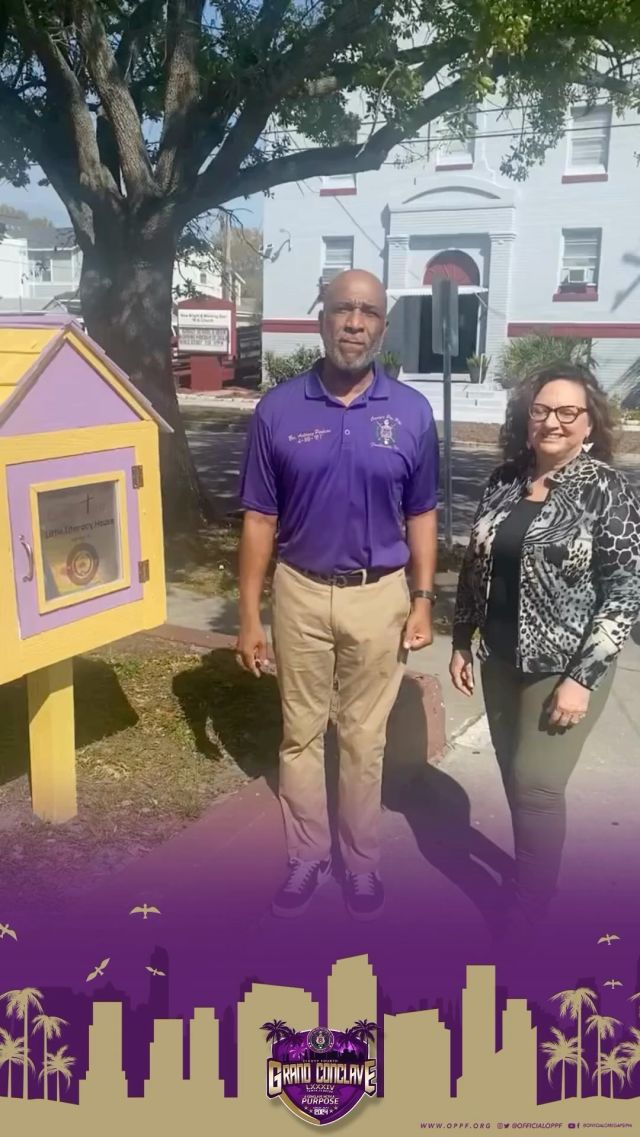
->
xmin=239 ymin=363 xmax=439 ymax=573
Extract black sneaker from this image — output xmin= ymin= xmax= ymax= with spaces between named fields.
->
xmin=271 ymin=858 xmax=332 ymax=918
xmin=344 ymin=872 xmax=385 ymax=921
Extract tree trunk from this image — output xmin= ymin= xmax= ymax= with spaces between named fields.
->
xmin=23 ymin=1015 xmax=28 ymax=1099
xmin=577 ymin=1011 xmax=582 ymax=1098
xmin=43 ymin=1037 xmax=48 ymax=1101
xmin=79 ymin=218 xmax=207 ymax=537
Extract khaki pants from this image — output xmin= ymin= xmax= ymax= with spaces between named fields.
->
xmin=271 ymin=562 xmax=410 ymax=874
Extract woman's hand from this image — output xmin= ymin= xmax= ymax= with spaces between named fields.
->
xmin=548 ymin=677 xmax=590 ymax=728
xmin=449 ymin=649 xmax=475 ymax=697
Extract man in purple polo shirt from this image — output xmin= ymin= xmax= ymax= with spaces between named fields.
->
xmin=237 ymin=269 xmax=439 ymax=920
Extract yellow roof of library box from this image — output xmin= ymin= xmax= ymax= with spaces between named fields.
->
xmin=0 ymin=313 xmax=171 ymax=430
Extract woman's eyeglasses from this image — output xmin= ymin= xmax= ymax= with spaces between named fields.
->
xmin=529 ymin=404 xmax=588 ymax=425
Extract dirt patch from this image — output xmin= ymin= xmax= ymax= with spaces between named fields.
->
xmin=0 ymin=636 xmax=282 ymax=903
xmin=165 ymin=518 xmax=244 ymax=597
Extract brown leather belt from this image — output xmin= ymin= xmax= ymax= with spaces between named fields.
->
xmin=282 ymin=563 xmax=402 ymax=588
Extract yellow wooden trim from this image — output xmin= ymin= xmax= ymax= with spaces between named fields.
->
xmin=0 ymin=420 xmax=166 ymax=685
xmin=0 ymin=595 xmax=167 ymax=685
xmin=29 ymin=470 xmax=132 ymax=615
xmin=0 ymin=328 xmax=60 ymax=351
xmin=0 ymin=422 xmax=150 ymax=464
xmin=27 ymin=658 xmax=77 ymax=823
xmin=65 ymin=331 xmax=152 ymax=422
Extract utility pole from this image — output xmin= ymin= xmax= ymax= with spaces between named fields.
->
xmin=221 ymin=212 xmax=232 ymax=300
xmin=432 ymin=277 xmax=459 ymax=550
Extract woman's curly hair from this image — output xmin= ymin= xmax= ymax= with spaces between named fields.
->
xmin=499 ymin=361 xmax=617 ymax=475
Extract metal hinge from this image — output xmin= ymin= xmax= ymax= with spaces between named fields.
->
xmin=131 ymin=465 xmax=144 ymax=489
xmin=138 ymin=559 xmax=150 ymax=583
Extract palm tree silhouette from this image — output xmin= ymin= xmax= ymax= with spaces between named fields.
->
xmin=343 ymin=1027 xmax=361 ymax=1052
xmin=32 ymin=1014 xmax=68 ymax=1101
xmin=46 ymin=1045 xmax=75 ymax=1102
xmin=585 ymin=1014 xmax=622 ymax=1097
xmin=0 ymin=1028 xmax=34 ymax=1099
xmin=540 ymin=1028 xmax=586 ymax=1101
xmin=261 ymin=1020 xmax=292 ymax=1045
xmin=630 ymin=993 xmax=640 ymax=1022
xmin=594 ymin=1046 xmax=626 ymax=1099
xmin=353 ymin=1020 xmax=378 ymax=1045
xmin=550 ymin=987 xmax=597 ymax=1098
xmin=0 ymin=987 xmax=43 ymax=1099
xmin=618 ymin=1026 xmax=640 ymax=1089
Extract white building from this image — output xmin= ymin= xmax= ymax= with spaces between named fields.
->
xmin=262 ymin=101 xmax=640 ymax=397
xmin=0 ymin=223 xmax=242 ymax=312
xmin=0 ymin=236 xmax=29 ymax=303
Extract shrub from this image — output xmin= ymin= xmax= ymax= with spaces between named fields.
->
xmin=378 ymin=349 xmax=401 ymax=377
xmin=264 ymin=346 xmax=320 ymax=385
xmin=497 ymin=335 xmax=595 ymax=390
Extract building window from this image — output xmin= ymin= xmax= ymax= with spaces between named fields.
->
xmin=199 ymin=270 xmax=208 ymax=284
xmin=321 ymin=237 xmax=354 ymax=286
xmin=554 ymin=229 xmax=601 ymax=301
xmin=320 ymin=173 xmax=357 ymax=196
xmin=564 ymin=104 xmax=611 ymax=182
xmin=436 ymin=112 xmax=476 ymax=169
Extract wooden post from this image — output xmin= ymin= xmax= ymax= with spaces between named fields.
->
xmin=27 ymin=658 xmax=77 ymax=823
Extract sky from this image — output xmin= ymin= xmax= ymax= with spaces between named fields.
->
xmin=0 ymin=169 xmax=263 ymax=229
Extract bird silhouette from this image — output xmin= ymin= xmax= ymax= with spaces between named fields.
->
xmin=604 ymin=979 xmax=623 ymax=989
xmin=0 ymin=923 xmax=17 ymax=941
xmin=129 ymin=904 xmax=161 ymax=920
xmin=86 ymin=958 xmax=111 ymax=982
xmin=145 ymin=966 xmax=166 ymax=977
xmin=598 ymin=934 xmax=620 ymax=946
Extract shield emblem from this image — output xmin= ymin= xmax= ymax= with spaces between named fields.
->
xmin=265 ymin=1023 xmax=377 ymax=1125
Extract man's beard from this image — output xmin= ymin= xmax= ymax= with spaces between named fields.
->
xmin=324 ymin=333 xmax=385 ymax=374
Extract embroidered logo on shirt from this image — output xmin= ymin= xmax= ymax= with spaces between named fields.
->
xmin=371 ymin=415 xmax=401 ymax=449
xmin=288 ymin=428 xmax=332 ymax=445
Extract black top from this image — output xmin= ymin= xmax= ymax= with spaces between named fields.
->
xmin=484 ymin=497 xmax=545 ymax=665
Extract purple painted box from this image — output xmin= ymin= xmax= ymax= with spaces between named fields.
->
xmin=0 ymin=314 xmax=171 ymax=683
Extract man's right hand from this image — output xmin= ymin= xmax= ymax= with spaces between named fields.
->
xmin=236 ymin=619 xmax=269 ymax=677
xmin=449 ymin=648 xmax=475 ymax=697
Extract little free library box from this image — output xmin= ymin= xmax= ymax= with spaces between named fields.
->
xmin=0 ymin=314 xmax=170 ymax=823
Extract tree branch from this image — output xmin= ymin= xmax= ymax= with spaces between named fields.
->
xmin=115 ymin=0 xmax=167 ymax=77
xmin=155 ymin=0 xmax=206 ymax=193
xmin=11 ymin=0 xmax=117 ymax=200
xmin=193 ymin=0 xmax=383 ymax=203
xmin=0 ymin=76 xmax=94 ymax=246
xmin=185 ymin=77 xmax=468 ymax=220
xmin=579 ymin=66 xmax=640 ymax=97
xmin=73 ymin=0 xmax=157 ymax=200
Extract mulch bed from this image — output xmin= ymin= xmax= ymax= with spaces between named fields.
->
xmin=0 ymin=636 xmax=282 ymax=904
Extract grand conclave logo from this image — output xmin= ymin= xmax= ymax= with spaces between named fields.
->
xmin=263 ymin=1018 xmax=377 ymax=1125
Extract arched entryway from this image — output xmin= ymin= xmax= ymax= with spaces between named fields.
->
xmin=423 ymin=250 xmax=480 ymax=287
xmin=419 ymin=250 xmax=481 ymax=374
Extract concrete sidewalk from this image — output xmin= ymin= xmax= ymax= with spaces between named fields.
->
xmin=166 ymin=579 xmax=483 ymax=741
xmin=65 ymin=615 xmax=640 ymax=1012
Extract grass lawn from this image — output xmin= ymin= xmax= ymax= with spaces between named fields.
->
xmin=0 ymin=636 xmax=282 ymax=903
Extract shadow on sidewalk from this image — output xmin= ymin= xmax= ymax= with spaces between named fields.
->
xmin=173 ymin=650 xmax=513 ymax=931
xmin=384 ymin=678 xmax=513 ymax=931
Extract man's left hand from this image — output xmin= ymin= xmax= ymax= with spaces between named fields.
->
xmin=548 ymin=677 xmax=591 ymax=728
xmin=402 ymin=604 xmax=433 ymax=652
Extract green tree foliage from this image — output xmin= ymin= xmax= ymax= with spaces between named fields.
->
xmin=498 ymin=334 xmax=595 ymax=389
xmin=1 ymin=1 xmax=639 ymax=528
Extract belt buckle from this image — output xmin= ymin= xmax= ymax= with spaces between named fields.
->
xmin=334 ymin=569 xmax=367 ymax=587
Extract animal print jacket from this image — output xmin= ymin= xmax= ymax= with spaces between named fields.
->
xmin=452 ymin=452 xmax=640 ymax=689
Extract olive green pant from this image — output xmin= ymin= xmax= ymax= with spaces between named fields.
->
xmin=481 ymin=654 xmax=615 ymax=917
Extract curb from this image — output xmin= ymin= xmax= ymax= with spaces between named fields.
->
xmin=146 ymin=622 xmax=447 ymax=762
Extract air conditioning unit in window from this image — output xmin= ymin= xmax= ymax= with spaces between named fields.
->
xmin=559 ymin=268 xmax=591 ymax=292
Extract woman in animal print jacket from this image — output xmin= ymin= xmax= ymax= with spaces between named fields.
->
xmin=449 ymin=363 xmax=640 ymax=947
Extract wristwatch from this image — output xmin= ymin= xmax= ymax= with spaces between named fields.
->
xmin=410 ymin=589 xmax=437 ymax=603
